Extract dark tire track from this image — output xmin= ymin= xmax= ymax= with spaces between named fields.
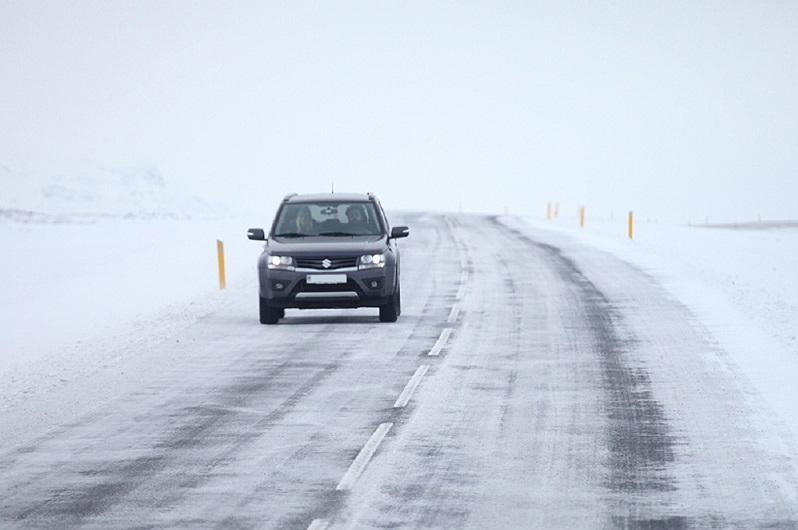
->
xmin=494 ymin=219 xmax=681 ymax=517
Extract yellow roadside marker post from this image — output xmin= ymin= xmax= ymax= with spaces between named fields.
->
xmin=628 ymin=211 xmax=634 ymax=240
xmin=217 ymin=240 xmax=227 ymax=290
xmin=579 ymin=206 xmax=585 ymax=228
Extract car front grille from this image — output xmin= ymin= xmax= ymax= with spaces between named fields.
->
xmin=295 ymin=256 xmax=358 ymax=270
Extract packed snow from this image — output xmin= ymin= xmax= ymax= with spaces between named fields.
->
xmin=2 ymin=168 xmax=798 ymax=525
xmin=500 ymin=212 xmax=798 ymax=442
xmin=2 ymin=165 xmax=797 ymax=455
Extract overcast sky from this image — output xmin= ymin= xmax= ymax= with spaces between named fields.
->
xmin=2 ymin=1 xmax=797 ymax=222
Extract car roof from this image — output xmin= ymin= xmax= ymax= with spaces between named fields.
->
xmin=284 ymin=193 xmax=373 ymax=203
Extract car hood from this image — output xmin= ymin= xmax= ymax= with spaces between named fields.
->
xmin=266 ymin=235 xmax=387 ymax=257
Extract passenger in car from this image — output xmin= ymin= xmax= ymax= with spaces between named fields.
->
xmin=296 ymin=206 xmax=314 ymax=234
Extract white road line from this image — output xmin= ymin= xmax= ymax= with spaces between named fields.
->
xmin=455 ymin=283 xmax=467 ymax=300
xmin=456 ymin=271 xmax=468 ymax=300
xmin=428 ymin=328 xmax=453 ymax=357
xmin=307 ymin=519 xmax=330 ymax=530
xmin=393 ymin=365 xmax=430 ymax=408
xmin=447 ymin=303 xmax=461 ymax=324
xmin=335 ymin=422 xmax=393 ymax=491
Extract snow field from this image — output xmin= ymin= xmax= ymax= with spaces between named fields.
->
xmin=0 ymin=216 xmax=266 ymax=413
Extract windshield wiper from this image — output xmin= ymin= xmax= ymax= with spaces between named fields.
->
xmin=317 ymin=231 xmax=356 ymax=237
xmin=274 ymin=232 xmax=310 ymax=238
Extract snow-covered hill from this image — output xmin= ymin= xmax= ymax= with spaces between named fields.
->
xmin=1 ymin=159 xmax=224 ymax=221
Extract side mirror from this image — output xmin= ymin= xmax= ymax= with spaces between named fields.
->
xmin=390 ymin=226 xmax=410 ymax=239
xmin=247 ymin=228 xmax=266 ymax=241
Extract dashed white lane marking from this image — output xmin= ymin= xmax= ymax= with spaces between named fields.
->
xmin=307 ymin=519 xmax=330 ymax=530
xmin=447 ymin=303 xmax=461 ymax=324
xmin=428 ymin=328 xmax=453 ymax=357
xmin=455 ymin=283 xmax=467 ymax=300
xmin=335 ymin=422 xmax=393 ymax=491
xmin=393 ymin=365 xmax=430 ymax=408
xmin=456 ymin=271 xmax=468 ymax=300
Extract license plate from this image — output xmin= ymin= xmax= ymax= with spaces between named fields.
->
xmin=306 ymin=274 xmax=347 ymax=285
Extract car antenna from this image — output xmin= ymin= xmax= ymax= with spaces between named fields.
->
xmin=331 ymin=181 xmax=334 ymax=194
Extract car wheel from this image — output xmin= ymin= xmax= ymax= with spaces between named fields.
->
xmin=379 ymin=285 xmax=400 ymax=323
xmin=259 ymin=297 xmax=281 ymax=325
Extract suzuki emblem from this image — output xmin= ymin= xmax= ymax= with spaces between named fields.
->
xmin=322 ymin=258 xmax=332 ymax=269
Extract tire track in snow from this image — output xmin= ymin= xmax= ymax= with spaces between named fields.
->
xmin=494 ymin=218 xmax=683 ymax=526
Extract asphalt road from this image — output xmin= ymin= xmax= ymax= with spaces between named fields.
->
xmin=2 ymin=213 xmax=798 ymax=529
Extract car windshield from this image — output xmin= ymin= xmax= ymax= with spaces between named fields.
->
xmin=273 ymin=202 xmax=383 ymax=237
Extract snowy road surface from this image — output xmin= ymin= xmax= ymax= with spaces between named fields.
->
xmin=2 ymin=213 xmax=798 ymax=528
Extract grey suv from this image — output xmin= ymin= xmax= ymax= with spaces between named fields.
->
xmin=247 ymin=193 xmax=409 ymax=324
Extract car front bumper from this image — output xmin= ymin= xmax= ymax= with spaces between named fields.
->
xmin=258 ymin=266 xmax=396 ymax=309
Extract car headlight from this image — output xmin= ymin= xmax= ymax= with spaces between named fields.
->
xmin=267 ymin=255 xmax=295 ymax=270
xmin=359 ymin=253 xmax=386 ymax=269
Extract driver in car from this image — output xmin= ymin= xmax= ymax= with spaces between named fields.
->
xmin=346 ymin=204 xmax=369 ymax=233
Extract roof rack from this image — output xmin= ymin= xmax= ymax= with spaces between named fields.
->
xmin=282 ymin=193 xmax=297 ymax=202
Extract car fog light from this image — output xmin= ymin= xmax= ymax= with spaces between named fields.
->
xmin=365 ymin=278 xmax=383 ymax=289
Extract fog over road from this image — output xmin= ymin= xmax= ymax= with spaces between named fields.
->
xmin=1 ymin=214 xmax=797 ymax=528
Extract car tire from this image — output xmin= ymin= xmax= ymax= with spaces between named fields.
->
xmin=379 ymin=285 xmax=400 ymax=323
xmin=397 ymin=285 xmax=402 ymax=316
xmin=259 ymin=297 xmax=281 ymax=325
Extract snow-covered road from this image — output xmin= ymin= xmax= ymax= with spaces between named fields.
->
xmin=2 ymin=213 xmax=797 ymax=528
